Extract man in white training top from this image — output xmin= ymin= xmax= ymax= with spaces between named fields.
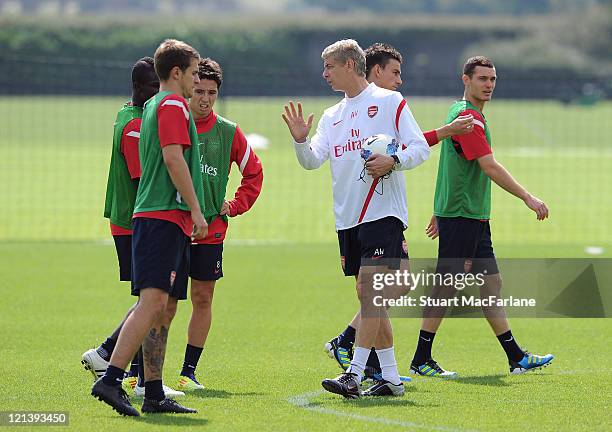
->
xmin=282 ymin=39 xmax=429 ymax=398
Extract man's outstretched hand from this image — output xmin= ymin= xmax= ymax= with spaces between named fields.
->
xmin=282 ymin=101 xmax=313 ymax=143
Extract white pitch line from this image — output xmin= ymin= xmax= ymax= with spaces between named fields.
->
xmin=287 ymin=390 xmax=476 ymax=432
xmin=511 ymin=116 xmax=612 ymax=157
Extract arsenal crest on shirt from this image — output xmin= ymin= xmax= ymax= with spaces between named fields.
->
xmin=368 ymin=106 xmax=378 ymax=118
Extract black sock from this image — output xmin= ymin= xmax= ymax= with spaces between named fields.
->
xmin=97 ymin=337 xmax=116 ymax=362
xmin=180 ymin=344 xmax=204 ymax=376
xmin=496 ymin=330 xmax=524 ymax=362
xmin=128 ymin=351 xmax=139 ymax=377
xmin=412 ymin=330 xmax=436 ymax=365
xmin=365 ymin=347 xmax=380 ymax=371
xmin=137 ymin=350 xmax=145 ymax=387
xmin=101 ymin=365 xmax=125 ymax=387
xmin=337 ymin=325 xmax=356 ymax=350
xmin=145 ymin=380 xmax=164 ymax=401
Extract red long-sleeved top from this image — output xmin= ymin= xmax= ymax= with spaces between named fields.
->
xmin=194 ymin=112 xmax=263 ymax=244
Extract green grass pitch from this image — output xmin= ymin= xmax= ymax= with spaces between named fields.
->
xmin=0 ymin=96 xmax=611 ymax=430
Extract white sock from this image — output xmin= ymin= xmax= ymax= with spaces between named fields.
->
xmin=376 ymin=347 xmax=401 ymax=385
xmin=346 ymin=346 xmax=370 ymax=382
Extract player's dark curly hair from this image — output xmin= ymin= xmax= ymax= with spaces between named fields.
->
xmin=463 ymin=56 xmax=495 ymax=77
xmin=131 ymin=56 xmax=154 ymax=85
xmin=197 ymin=58 xmax=223 ymax=89
xmin=365 ymin=43 xmax=403 ymax=78
xmin=154 ymin=39 xmax=200 ymax=81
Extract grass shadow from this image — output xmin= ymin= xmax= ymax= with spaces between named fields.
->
xmin=451 ymin=374 xmax=511 ymax=387
xmin=348 ymin=397 xmax=418 ymax=408
xmin=188 ymin=389 xmax=265 ymax=399
xmin=307 ymin=398 xmax=441 ymax=410
xmin=134 ymin=415 xmax=209 ymax=426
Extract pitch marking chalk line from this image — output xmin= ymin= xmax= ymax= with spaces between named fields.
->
xmin=288 ymin=390 xmax=477 ymax=432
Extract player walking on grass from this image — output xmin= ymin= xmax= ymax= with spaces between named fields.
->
xmin=409 ymin=56 xmax=554 ymax=377
xmin=324 ymin=43 xmax=474 ymax=378
xmin=91 ymin=39 xmax=207 ymax=416
xmin=81 ymin=57 xmax=184 ymax=399
xmin=283 ymin=39 xmax=430 ymax=398
xmin=177 ymin=58 xmax=263 ymax=391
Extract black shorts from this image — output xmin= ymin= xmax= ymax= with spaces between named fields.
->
xmin=337 ymin=216 xmax=409 ymax=277
xmin=436 ymin=216 xmax=499 ymax=275
xmin=190 ymin=243 xmax=223 ymax=281
xmin=131 ymin=218 xmax=190 ymax=300
xmin=113 ymin=235 xmax=132 ymax=281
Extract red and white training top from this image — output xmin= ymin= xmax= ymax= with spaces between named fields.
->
xmin=194 ymin=112 xmax=263 ymax=244
xmin=293 ymin=83 xmax=429 ymax=230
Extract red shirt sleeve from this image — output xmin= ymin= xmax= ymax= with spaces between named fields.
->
xmin=452 ymin=109 xmax=492 ymax=161
xmin=157 ymin=95 xmax=191 ymax=148
xmin=227 ymin=126 xmax=263 ymax=217
xmin=120 ymin=118 xmax=141 ymax=179
xmin=423 ymin=130 xmax=438 ymax=147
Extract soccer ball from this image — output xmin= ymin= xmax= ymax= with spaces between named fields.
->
xmin=360 ymin=134 xmax=399 ymax=161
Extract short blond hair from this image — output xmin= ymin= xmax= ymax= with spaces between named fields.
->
xmin=321 ymin=39 xmax=366 ymax=77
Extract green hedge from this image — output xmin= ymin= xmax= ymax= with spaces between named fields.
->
xmin=0 ymin=17 xmax=517 ymax=68
xmin=1 ymin=15 xmax=608 ymax=97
